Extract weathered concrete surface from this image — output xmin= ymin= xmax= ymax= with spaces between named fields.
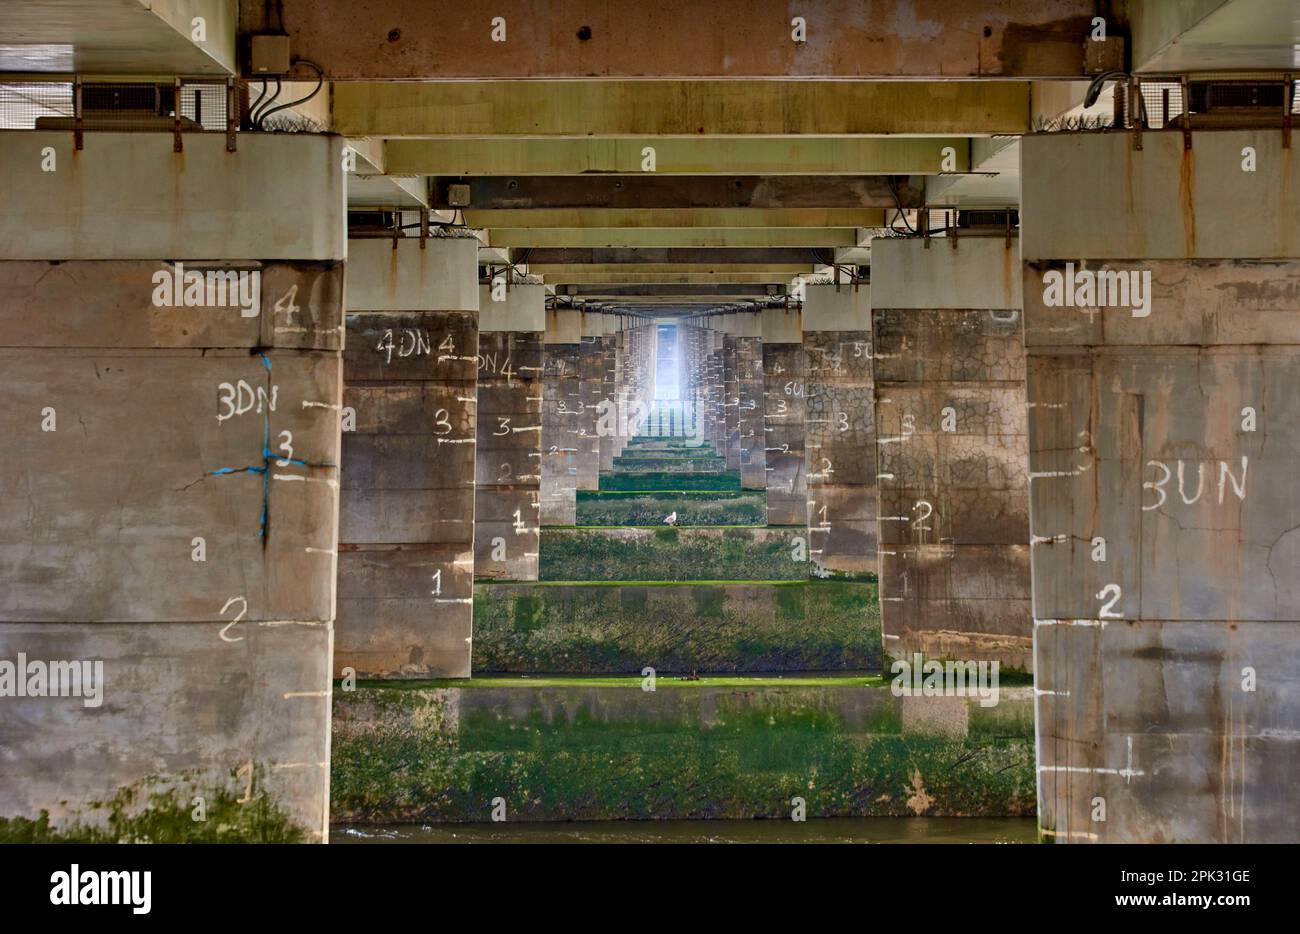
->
xmin=763 ymin=340 xmax=808 ymax=526
xmin=804 ymin=283 xmax=877 ymax=577
xmin=1022 ymin=130 xmax=1300 ymax=843
xmin=0 ymin=621 xmax=332 ymax=841
xmin=345 ymin=237 xmax=478 ymax=312
xmin=332 ymin=680 xmax=1035 ymax=824
xmin=737 ymin=335 xmax=767 ymax=490
xmin=0 ymin=158 xmax=343 ymax=842
xmin=575 ymin=336 xmax=603 ymax=490
xmin=540 ymin=342 xmax=581 ymax=525
xmin=337 ymin=306 xmax=478 ymax=679
xmin=0 ymin=133 xmax=346 ymax=261
xmin=474 ymin=330 xmax=543 ymax=581
xmin=268 ymin=0 xmax=1105 ymax=79
xmin=872 ymin=237 xmax=1032 ymax=670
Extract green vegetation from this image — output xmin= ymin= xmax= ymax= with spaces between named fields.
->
xmin=575 ymin=489 xmax=765 ymax=526
xmin=472 ymin=579 xmax=881 ymax=673
xmin=598 ymin=470 xmax=742 ymax=492
xmin=539 ymin=526 xmax=806 ymax=581
xmin=0 ymin=775 xmax=306 ymax=843
xmin=331 ymin=685 xmax=1036 ymax=823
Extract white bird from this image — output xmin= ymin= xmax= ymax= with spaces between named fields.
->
xmin=663 ymin=511 xmax=678 ymax=526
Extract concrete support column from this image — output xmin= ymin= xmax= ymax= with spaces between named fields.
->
xmin=735 ymin=318 xmax=767 ymax=490
xmin=0 ymin=132 xmax=345 ymax=841
xmin=872 ymin=237 xmax=1031 ymax=669
xmin=598 ymin=319 xmax=618 ymax=472
xmin=709 ymin=331 xmax=727 ymax=451
xmin=804 ymin=283 xmax=878 ymax=578
xmin=541 ymin=308 xmax=581 ymax=524
xmin=576 ymin=316 xmax=604 ymax=489
xmin=762 ymin=307 xmax=806 ymax=525
xmin=1022 ymin=130 xmax=1300 ymax=843
xmin=337 ymin=235 xmax=480 ymax=679
xmin=722 ymin=326 xmax=742 ymax=471
xmin=475 ymin=283 xmax=545 ymax=581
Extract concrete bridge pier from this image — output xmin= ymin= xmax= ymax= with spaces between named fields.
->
xmin=0 ymin=132 xmax=346 ymax=841
xmin=871 ymin=237 xmax=1033 ymax=669
xmin=1022 ymin=130 xmax=1300 ymax=843
xmin=475 ymin=283 xmax=545 ymax=582
xmin=762 ymin=308 xmax=807 ymax=526
xmin=540 ymin=308 xmax=581 ymax=525
xmin=803 ymin=283 xmax=878 ymax=578
xmin=336 ymin=236 xmax=480 ymax=679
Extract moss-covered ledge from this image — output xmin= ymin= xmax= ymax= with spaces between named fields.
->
xmin=473 ymin=579 xmax=881 ymax=673
xmin=330 ymin=680 xmax=1035 ymax=823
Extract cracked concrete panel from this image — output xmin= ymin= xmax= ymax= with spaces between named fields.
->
xmin=873 ymin=298 xmax=1032 ymax=669
xmin=474 ymin=331 xmax=543 ymax=582
xmin=0 ymin=619 xmax=332 ymax=841
xmin=336 ymin=310 xmax=478 ymax=678
xmin=1036 ymin=620 xmax=1300 ymax=843
xmin=763 ymin=342 xmax=807 ymax=526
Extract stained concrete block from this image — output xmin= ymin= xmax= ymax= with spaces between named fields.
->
xmin=0 ymin=132 xmax=347 ymax=261
xmin=540 ymin=344 xmax=581 ymax=525
xmin=763 ymin=342 xmax=807 ymax=526
xmin=336 ymin=310 xmax=478 ymax=678
xmin=0 ymin=620 xmax=332 ymax=840
xmin=1022 ymin=130 xmax=1300 ymax=844
xmin=804 ymin=324 xmax=877 ymax=577
xmin=474 ymin=331 xmax=543 ymax=581
xmin=872 ymin=238 xmax=1031 ymax=670
xmin=345 ymin=237 xmax=479 ymax=312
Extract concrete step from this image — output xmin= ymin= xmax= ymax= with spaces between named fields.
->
xmin=574 ymin=489 xmax=765 ymax=526
xmin=332 ymin=677 xmax=1035 ymax=822
xmin=540 ymin=526 xmax=807 ymax=581
xmin=599 ymin=470 xmax=742 ymax=492
xmin=472 ymin=579 xmax=880 ymax=673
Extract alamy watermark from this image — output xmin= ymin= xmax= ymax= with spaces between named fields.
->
xmin=1041 ymin=263 xmax=1151 ymax=318
xmin=0 ymin=653 xmax=104 ymax=708
xmin=890 ymin=653 xmax=999 ymax=708
xmin=151 ymin=262 xmax=260 ymax=317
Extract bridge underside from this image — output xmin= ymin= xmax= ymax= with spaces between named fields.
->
xmin=0 ymin=0 xmax=1297 ymax=843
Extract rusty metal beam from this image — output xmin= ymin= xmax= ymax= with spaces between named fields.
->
xmin=242 ymin=1 xmax=1107 ymax=79
xmin=335 ymin=81 xmax=1030 ymax=137
xmin=434 ymin=175 xmax=924 ymax=210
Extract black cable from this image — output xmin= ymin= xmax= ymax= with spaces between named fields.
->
xmin=247 ymin=78 xmax=268 ymax=128
xmin=886 ymin=176 xmax=917 ymax=235
xmin=257 ymin=60 xmax=324 ymax=129
xmin=251 ymin=76 xmax=280 ymax=126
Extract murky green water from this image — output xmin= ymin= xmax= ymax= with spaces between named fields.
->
xmin=333 ymin=818 xmax=1037 ymax=844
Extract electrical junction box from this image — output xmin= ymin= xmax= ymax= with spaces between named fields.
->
xmin=251 ymin=34 xmax=291 ymax=75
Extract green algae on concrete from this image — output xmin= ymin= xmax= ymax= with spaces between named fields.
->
xmin=472 ymin=579 xmax=881 ymax=673
xmin=331 ymin=683 xmax=1035 ymax=823
xmin=0 ymin=774 xmax=307 ymax=844
xmin=574 ymin=490 xmax=765 ymax=526
xmin=599 ymin=471 xmax=742 ymax=492
xmin=540 ymin=526 xmax=807 ymax=581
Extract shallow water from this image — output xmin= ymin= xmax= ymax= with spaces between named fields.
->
xmin=333 ymin=817 xmax=1037 ymax=844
